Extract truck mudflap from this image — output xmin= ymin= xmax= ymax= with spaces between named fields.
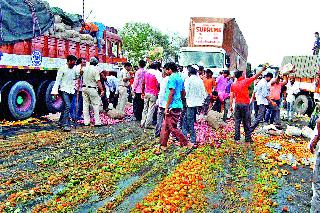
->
xmin=0 ymin=81 xmax=12 ymax=104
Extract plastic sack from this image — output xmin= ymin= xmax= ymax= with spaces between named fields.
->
xmin=263 ymin=124 xmax=278 ymax=131
xmin=49 ymin=27 xmax=55 ymax=35
xmin=72 ymin=26 xmax=82 ymax=32
xmin=285 ymin=125 xmax=302 ymax=136
xmin=79 ymin=34 xmax=94 ymax=41
xmin=54 ymin=15 xmax=62 ymax=24
xmin=301 ymin=126 xmax=314 ymax=138
xmin=65 ymin=25 xmax=72 ymax=30
xmin=280 ymin=63 xmax=295 ymax=75
xmin=69 ymin=37 xmax=81 ymax=43
xmin=52 ymin=32 xmax=67 ymax=39
xmin=206 ymin=110 xmax=224 ymax=129
xmin=107 ymin=109 xmax=124 ymax=119
xmin=65 ymin=30 xmax=79 ymax=38
xmin=54 ymin=23 xmax=66 ymax=32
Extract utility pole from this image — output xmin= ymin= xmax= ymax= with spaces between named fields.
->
xmin=82 ymin=0 xmax=85 ymax=19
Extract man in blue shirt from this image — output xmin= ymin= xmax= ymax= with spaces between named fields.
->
xmin=313 ymin=32 xmax=320 ymax=55
xmin=157 ymin=62 xmax=193 ymax=154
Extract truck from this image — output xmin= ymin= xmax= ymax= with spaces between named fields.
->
xmin=281 ymin=55 xmax=320 ymax=116
xmin=0 ymin=0 xmax=126 ymax=120
xmin=178 ymin=17 xmax=248 ymax=77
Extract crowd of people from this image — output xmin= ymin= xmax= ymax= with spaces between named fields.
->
xmin=16 ymin=51 xmax=319 ymax=211
xmin=52 ymin=55 xmax=305 ymax=151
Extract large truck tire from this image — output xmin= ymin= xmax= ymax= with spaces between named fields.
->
xmin=294 ymin=94 xmax=313 ymax=116
xmin=7 ymin=81 xmax=36 ymax=120
xmin=35 ymin=80 xmax=50 ymax=115
xmin=45 ymin=81 xmax=63 ymax=113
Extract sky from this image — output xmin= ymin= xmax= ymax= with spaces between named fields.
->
xmin=45 ymin=0 xmax=319 ymax=67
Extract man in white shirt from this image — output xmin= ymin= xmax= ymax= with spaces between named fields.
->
xmin=155 ymin=70 xmax=169 ymax=137
xmin=51 ymin=55 xmax=79 ymax=132
xmin=250 ymin=72 xmax=277 ymax=134
xmin=116 ymin=62 xmax=132 ymax=113
xmin=102 ymin=72 xmax=119 ymax=109
xmin=182 ymin=66 xmax=207 ymax=144
xmin=82 ymin=57 xmax=105 ymax=126
xmin=285 ymin=77 xmax=300 ymax=121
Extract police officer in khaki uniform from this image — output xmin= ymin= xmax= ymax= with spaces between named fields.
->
xmin=82 ymin=57 xmax=105 ymax=126
xmin=116 ymin=62 xmax=132 ymax=113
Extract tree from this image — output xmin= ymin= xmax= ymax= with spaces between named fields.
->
xmin=119 ymin=22 xmax=186 ymax=65
xmin=246 ymin=62 xmax=252 ymax=77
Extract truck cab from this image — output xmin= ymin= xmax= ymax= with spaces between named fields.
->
xmin=183 ymin=17 xmax=248 ymax=77
xmin=178 ymin=47 xmax=230 ymax=77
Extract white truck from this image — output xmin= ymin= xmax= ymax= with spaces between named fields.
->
xmin=281 ymin=55 xmax=320 ymax=115
xmin=178 ymin=17 xmax=248 ymax=77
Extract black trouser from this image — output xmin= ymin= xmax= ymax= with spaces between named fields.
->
xmin=133 ymin=93 xmax=144 ymax=121
xmin=110 ymin=91 xmax=117 ymax=108
xmin=155 ymin=107 xmax=165 ymax=137
xmin=102 ymin=93 xmax=109 ymax=111
xmin=128 ymin=87 xmax=133 ymax=103
xmin=234 ymin=104 xmax=252 ymax=141
xmin=102 ymin=91 xmax=117 ymax=110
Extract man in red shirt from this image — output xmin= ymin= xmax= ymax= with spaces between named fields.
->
xmin=230 ymin=65 xmax=267 ymax=143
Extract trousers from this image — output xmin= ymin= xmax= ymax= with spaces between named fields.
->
xmin=59 ymin=91 xmax=73 ymax=127
xmin=133 ymin=93 xmax=144 ymax=121
xmin=160 ymin=108 xmax=188 ymax=147
xmin=141 ymin=93 xmax=157 ymax=128
xmin=182 ymin=107 xmax=197 ymax=144
xmin=82 ymin=88 xmax=102 ymax=125
xmin=155 ymin=107 xmax=165 ymax=137
xmin=117 ymin=86 xmax=128 ymax=113
xmin=250 ymin=104 xmax=267 ymax=133
xmin=234 ymin=104 xmax=252 ymax=141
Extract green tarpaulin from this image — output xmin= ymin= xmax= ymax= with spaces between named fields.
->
xmin=0 ymin=0 xmax=54 ymax=44
xmin=51 ymin=6 xmax=82 ymax=27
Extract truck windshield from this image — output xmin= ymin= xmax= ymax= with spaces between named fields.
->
xmin=179 ymin=51 xmax=224 ymax=68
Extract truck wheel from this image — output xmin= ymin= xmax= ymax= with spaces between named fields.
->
xmin=294 ymin=94 xmax=313 ymax=115
xmin=35 ymin=80 xmax=50 ymax=115
xmin=7 ymin=81 xmax=36 ymax=120
xmin=45 ymin=81 xmax=63 ymax=113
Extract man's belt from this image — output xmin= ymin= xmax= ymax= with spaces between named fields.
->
xmin=83 ymin=85 xmax=97 ymax=89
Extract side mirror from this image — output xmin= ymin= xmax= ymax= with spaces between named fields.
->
xmin=225 ymin=55 xmax=231 ymax=68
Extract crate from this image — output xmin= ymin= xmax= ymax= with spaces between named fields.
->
xmin=282 ymin=56 xmax=318 ymax=78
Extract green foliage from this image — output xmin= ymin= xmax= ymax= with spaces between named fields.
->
xmin=119 ymin=22 xmax=186 ymax=64
xmin=246 ymin=62 xmax=252 ymax=77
